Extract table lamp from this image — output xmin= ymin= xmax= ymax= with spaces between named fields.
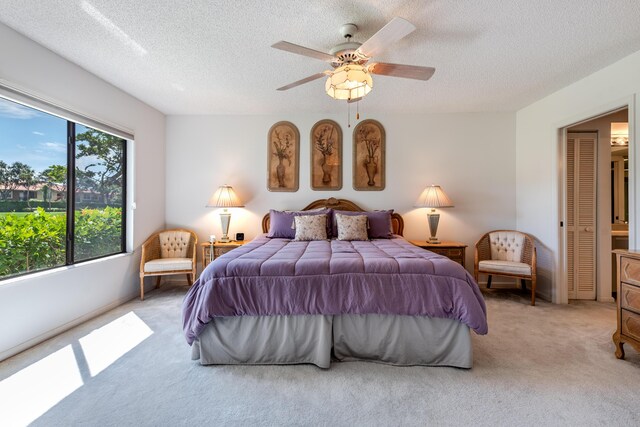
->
xmin=415 ymin=184 xmax=454 ymax=244
xmin=206 ymin=185 xmax=244 ymax=243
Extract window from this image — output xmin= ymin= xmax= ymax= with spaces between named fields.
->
xmin=0 ymin=97 xmax=127 ymax=280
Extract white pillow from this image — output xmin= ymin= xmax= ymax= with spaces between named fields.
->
xmin=335 ymin=213 xmax=368 ymax=241
xmin=293 ymin=215 xmax=328 ymax=241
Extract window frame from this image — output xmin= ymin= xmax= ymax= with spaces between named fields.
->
xmin=0 ymin=94 xmax=129 ymax=281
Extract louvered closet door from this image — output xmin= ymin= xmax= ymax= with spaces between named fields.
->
xmin=566 ymin=132 xmax=597 ymax=300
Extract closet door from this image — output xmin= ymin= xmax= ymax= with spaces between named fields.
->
xmin=566 ymin=132 xmax=597 ymax=300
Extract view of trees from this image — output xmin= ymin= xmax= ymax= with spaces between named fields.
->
xmin=75 ymin=128 xmax=125 ymax=205
xmin=1 ymin=128 xmax=124 ymax=208
xmin=0 ymin=123 xmax=126 ymax=279
xmin=0 ymin=161 xmax=37 ymax=204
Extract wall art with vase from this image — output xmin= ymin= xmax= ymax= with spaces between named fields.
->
xmin=353 ymin=119 xmax=385 ymax=191
xmin=310 ymin=119 xmax=342 ymax=190
xmin=267 ymin=121 xmax=299 ymax=192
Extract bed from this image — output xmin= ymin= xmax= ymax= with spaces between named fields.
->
xmin=182 ymin=198 xmax=487 ymax=368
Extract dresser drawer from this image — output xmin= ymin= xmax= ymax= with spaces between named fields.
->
xmin=431 ymin=248 xmax=462 ymax=257
xmin=621 ymin=283 xmax=640 ymax=314
xmin=429 ymin=249 xmax=448 ymax=256
xmin=214 ymin=247 xmax=233 ymax=258
xmin=621 ymin=256 xmax=640 ymax=287
xmin=621 ymin=309 xmax=640 ymax=342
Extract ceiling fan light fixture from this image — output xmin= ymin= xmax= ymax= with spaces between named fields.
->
xmin=325 ymin=64 xmax=373 ymax=100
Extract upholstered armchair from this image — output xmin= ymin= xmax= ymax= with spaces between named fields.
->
xmin=474 ymin=230 xmax=537 ymax=305
xmin=139 ymin=229 xmax=197 ymax=300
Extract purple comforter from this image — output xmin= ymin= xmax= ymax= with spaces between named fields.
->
xmin=182 ymin=235 xmax=488 ymax=345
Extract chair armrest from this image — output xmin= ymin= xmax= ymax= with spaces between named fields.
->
xmin=139 ymin=236 xmax=161 ymax=272
xmin=474 ymin=233 xmax=492 ymax=266
xmin=522 ymin=235 xmax=537 ymax=271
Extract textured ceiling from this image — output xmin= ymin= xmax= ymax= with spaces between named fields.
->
xmin=1 ymin=0 xmax=640 ymax=115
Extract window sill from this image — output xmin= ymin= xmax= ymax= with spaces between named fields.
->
xmin=0 ymin=252 xmax=134 ymax=288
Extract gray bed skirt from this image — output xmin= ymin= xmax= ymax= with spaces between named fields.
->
xmin=191 ymin=315 xmax=472 ymax=369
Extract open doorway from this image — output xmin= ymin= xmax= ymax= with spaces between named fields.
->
xmin=563 ymin=108 xmax=629 ymax=302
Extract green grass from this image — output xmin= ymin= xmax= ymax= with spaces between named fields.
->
xmin=0 ymin=211 xmax=66 ymax=217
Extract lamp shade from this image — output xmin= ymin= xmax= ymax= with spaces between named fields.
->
xmin=325 ymin=64 xmax=373 ymax=100
xmin=415 ymin=185 xmax=454 ymax=208
xmin=206 ymin=185 xmax=244 ymax=208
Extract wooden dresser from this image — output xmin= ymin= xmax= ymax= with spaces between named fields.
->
xmin=613 ymin=250 xmax=640 ymax=359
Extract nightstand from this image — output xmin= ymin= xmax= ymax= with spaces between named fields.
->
xmin=201 ymin=241 xmax=246 ymax=269
xmin=410 ymin=240 xmax=467 ymax=267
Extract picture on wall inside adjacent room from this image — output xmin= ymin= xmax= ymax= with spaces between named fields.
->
xmin=311 ymin=119 xmax=342 ymax=190
xmin=268 ymin=121 xmax=299 ymax=192
xmin=353 ymin=119 xmax=385 ymax=191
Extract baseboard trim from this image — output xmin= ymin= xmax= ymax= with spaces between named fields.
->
xmin=0 ymin=293 xmax=137 ymax=362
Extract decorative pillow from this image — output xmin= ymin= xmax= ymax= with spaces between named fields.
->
xmin=335 ymin=213 xmax=369 ymax=241
xmin=331 ymin=209 xmax=394 ymax=239
xmin=267 ymin=208 xmax=333 ymax=238
xmin=293 ymin=209 xmax=333 ymax=238
xmin=293 ymin=214 xmax=328 ymax=241
xmin=267 ymin=209 xmax=296 ymax=238
xmin=366 ymin=210 xmax=394 ymax=239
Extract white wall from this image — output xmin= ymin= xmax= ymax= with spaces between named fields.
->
xmin=0 ymin=24 xmax=166 ymax=360
xmin=516 ymin=49 xmax=640 ymax=303
xmin=166 ymin=112 xmax=516 ymax=274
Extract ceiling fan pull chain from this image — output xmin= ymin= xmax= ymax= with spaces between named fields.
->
xmin=356 ymin=100 xmax=360 ymax=120
xmin=347 ymin=101 xmax=351 ymax=128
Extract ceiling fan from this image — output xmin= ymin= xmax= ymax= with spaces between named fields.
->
xmin=272 ymin=17 xmax=435 ymax=102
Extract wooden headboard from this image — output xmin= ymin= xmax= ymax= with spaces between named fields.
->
xmin=261 ymin=197 xmax=404 ymax=236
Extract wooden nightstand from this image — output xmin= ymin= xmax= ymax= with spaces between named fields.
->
xmin=410 ymin=241 xmax=467 ymax=267
xmin=201 ymin=241 xmax=246 ymax=269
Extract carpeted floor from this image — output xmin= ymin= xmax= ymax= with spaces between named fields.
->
xmin=1 ymin=284 xmax=640 ymax=426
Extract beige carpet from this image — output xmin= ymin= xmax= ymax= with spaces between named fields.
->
xmin=1 ymin=284 xmax=639 ymax=426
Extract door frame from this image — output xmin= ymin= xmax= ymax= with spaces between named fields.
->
xmin=557 ymin=97 xmax=635 ymax=303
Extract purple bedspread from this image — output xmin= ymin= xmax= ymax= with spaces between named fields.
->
xmin=182 ymin=235 xmax=488 ymax=345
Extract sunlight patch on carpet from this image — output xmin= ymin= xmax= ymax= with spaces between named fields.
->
xmin=0 ymin=345 xmax=83 ymax=426
xmin=79 ymin=311 xmax=153 ymax=377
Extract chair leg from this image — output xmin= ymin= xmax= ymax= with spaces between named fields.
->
xmin=140 ymin=275 xmax=145 ymax=301
xmin=187 ymin=274 xmax=193 ymax=286
xmin=155 ymin=276 xmax=161 ymax=289
xmin=521 ymin=279 xmax=527 ymax=290
xmin=531 ymin=276 xmax=536 ymax=306
xmin=486 ymin=275 xmax=492 ymax=289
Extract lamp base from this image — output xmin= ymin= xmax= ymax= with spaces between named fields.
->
xmin=427 ymin=211 xmax=441 ymax=244
xmin=219 ymin=212 xmax=231 ymax=244
xmin=428 ymin=237 xmax=441 ymax=244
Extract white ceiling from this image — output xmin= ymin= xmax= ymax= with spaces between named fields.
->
xmin=1 ymin=0 xmax=640 ymax=115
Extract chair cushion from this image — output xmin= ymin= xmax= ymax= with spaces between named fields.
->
xmin=489 ymin=231 xmax=525 ymax=262
xmin=144 ymin=258 xmax=193 ymax=273
xmin=159 ymin=231 xmax=191 ymax=258
xmin=479 ymin=260 xmax=532 ymax=276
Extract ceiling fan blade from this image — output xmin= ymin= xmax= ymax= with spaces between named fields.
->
xmin=277 ymin=72 xmax=328 ymax=91
xmin=272 ymin=41 xmax=337 ymax=62
xmin=347 ymin=97 xmax=362 ymax=104
xmin=368 ymin=63 xmax=435 ymax=80
xmin=357 ymin=17 xmax=416 ymax=58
